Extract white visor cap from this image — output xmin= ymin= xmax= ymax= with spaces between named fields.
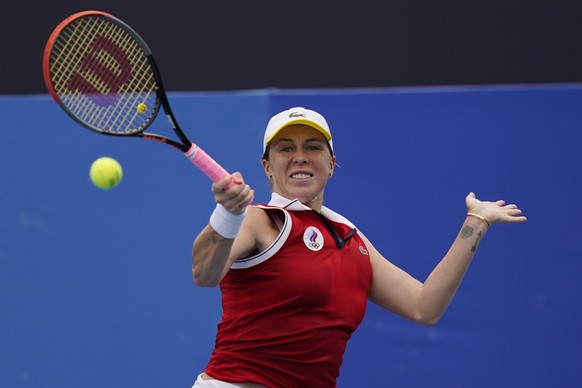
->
xmin=263 ymin=107 xmax=333 ymax=154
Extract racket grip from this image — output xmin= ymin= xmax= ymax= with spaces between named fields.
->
xmin=184 ymin=144 xmax=235 ymax=189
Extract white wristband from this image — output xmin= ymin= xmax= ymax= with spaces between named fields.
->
xmin=209 ymin=204 xmax=247 ymax=239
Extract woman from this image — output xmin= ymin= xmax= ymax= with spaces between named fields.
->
xmin=191 ymin=107 xmax=526 ymax=388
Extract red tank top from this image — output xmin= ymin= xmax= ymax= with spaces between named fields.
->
xmin=205 ymin=196 xmax=373 ymax=387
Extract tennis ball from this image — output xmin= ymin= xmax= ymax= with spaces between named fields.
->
xmin=89 ymin=157 xmax=123 ymax=190
xmin=137 ymin=103 xmax=147 ymax=114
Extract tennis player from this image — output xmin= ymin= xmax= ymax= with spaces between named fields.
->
xmin=191 ymin=107 xmax=527 ymax=388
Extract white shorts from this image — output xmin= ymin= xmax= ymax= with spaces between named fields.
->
xmin=192 ymin=373 xmax=248 ymax=388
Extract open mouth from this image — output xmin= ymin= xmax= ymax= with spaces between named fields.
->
xmin=290 ymin=173 xmax=313 ymax=179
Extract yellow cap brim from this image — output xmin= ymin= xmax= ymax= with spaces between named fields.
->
xmin=265 ymin=119 xmax=332 ymax=144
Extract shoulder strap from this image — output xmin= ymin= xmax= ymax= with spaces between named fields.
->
xmin=231 ymin=206 xmax=292 ymax=269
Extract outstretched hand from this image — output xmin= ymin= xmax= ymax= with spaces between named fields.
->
xmin=465 ymin=192 xmax=527 ymax=226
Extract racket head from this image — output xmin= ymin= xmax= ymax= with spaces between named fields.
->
xmin=43 ymin=10 xmax=162 ymax=136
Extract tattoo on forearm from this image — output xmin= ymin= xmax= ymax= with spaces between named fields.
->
xmin=460 ymin=226 xmax=483 ymax=253
xmin=460 ymin=226 xmax=473 ymax=239
xmin=471 ymin=231 xmax=483 ymax=252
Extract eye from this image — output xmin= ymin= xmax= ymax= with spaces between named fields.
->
xmin=277 ymin=144 xmax=294 ymax=152
xmin=306 ymin=142 xmax=324 ymax=151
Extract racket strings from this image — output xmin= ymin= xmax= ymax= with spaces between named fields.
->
xmin=48 ymin=15 xmax=160 ymax=134
xmin=110 ymin=34 xmax=158 ymax=132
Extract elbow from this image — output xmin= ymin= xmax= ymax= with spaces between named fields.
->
xmin=191 ymin=247 xmax=221 ymax=288
xmin=411 ymin=309 xmax=443 ymax=326
xmin=195 ymin=280 xmax=220 ymax=288
xmin=417 ymin=315 xmax=441 ymax=327
xmin=192 ymin=266 xmax=221 ymax=288
xmin=413 ymin=287 xmax=452 ymax=326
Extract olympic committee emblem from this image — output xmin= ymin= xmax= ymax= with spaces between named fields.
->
xmin=303 ymin=226 xmax=324 ymax=251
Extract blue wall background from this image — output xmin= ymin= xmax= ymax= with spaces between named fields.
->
xmin=1 ymin=85 xmax=581 ymax=387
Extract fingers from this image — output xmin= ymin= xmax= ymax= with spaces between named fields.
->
xmin=211 ymin=173 xmax=254 ymax=214
xmin=500 ymin=214 xmax=527 ymax=224
xmin=503 ymin=204 xmax=522 ymax=217
xmin=466 ymin=193 xmax=527 ymax=225
xmin=508 ymin=208 xmax=522 ymax=216
xmin=494 ymin=204 xmax=527 ymax=224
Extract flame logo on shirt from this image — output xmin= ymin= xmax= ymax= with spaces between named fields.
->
xmin=303 ymin=226 xmax=324 ymax=251
xmin=309 ymin=229 xmax=318 ymax=242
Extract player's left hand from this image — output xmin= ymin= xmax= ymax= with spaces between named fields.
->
xmin=465 ymin=192 xmax=527 ymax=225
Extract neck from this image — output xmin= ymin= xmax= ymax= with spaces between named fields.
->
xmin=302 ymin=194 xmax=323 ymax=212
xmin=271 ymin=191 xmax=325 ymax=211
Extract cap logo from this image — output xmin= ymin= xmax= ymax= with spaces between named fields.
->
xmin=303 ymin=226 xmax=324 ymax=251
xmin=289 ymin=112 xmax=306 ymax=118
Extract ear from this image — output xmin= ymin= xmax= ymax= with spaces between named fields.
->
xmin=262 ymin=159 xmax=272 ymax=179
xmin=328 ymin=155 xmax=336 ymax=178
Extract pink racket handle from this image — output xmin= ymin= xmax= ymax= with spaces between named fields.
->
xmin=184 ymin=144 xmax=235 ymax=189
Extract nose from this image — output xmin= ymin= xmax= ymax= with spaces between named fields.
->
xmin=292 ymin=149 xmax=309 ymax=164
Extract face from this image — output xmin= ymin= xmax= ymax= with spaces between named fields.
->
xmin=263 ymin=124 xmax=336 ymax=210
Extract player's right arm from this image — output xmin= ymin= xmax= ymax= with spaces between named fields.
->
xmin=192 ymin=215 xmax=254 ymax=287
xmin=192 ymin=173 xmax=273 ymax=287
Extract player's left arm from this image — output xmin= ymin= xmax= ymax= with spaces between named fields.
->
xmin=367 ymin=192 xmax=526 ymax=325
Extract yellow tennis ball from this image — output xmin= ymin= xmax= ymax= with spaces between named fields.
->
xmin=89 ymin=157 xmax=123 ymax=190
xmin=137 ymin=103 xmax=147 ymax=114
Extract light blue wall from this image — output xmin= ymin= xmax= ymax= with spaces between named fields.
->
xmin=1 ymin=85 xmax=581 ymax=387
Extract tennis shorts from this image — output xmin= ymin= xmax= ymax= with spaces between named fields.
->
xmin=192 ymin=373 xmax=248 ymax=388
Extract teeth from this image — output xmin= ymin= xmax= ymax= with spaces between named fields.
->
xmin=291 ymin=173 xmax=311 ymax=179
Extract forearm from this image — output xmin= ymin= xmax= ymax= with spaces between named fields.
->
xmin=192 ymin=201 xmax=249 ymax=287
xmin=192 ymin=225 xmax=235 ymax=287
xmin=369 ymin=193 xmax=525 ymax=325
xmin=418 ymin=215 xmax=489 ymax=324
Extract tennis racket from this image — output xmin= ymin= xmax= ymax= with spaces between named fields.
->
xmin=43 ymin=10 xmax=233 ymax=187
